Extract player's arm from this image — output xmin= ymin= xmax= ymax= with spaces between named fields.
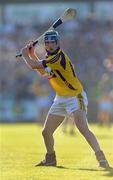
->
xmin=26 ymin=41 xmax=39 ymax=61
xmin=21 ymin=43 xmax=47 ymax=76
xmin=25 ymin=42 xmax=46 ymax=76
xmin=21 ymin=47 xmax=43 ymax=70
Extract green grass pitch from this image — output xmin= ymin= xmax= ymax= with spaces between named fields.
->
xmin=0 ymin=123 xmax=113 ymax=180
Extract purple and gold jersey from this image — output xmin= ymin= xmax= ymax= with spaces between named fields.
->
xmin=42 ymin=48 xmax=83 ymax=96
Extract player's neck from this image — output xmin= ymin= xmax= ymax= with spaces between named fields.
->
xmin=46 ymin=46 xmax=60 ymax=56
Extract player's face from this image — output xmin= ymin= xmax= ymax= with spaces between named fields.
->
xmin=45 ymin=41 xmax=57 ymax=53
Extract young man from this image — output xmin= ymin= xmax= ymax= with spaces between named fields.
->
xmin=21 ymin=30 xmax=109 ymax=168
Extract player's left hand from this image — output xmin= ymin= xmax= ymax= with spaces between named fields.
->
xmin=26 ymin=41 xmax=36 ymax=59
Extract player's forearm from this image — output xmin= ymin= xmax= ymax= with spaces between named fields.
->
xmin=23 ymin=55 xmax=43 ymax=70
xmin=29 ymin=51 xmax=39 ymax=61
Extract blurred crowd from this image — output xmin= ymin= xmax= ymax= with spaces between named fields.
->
xmin=0 ymin=17 xmax=113 ymax=123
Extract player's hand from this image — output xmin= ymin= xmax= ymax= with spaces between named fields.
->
xmin=21 ymin=41 xmax=36 ymax=58
xmin=21 ymin=46 xmax=29 ymax=58
xmin=26 ymin=41 xmax=37 ymax=59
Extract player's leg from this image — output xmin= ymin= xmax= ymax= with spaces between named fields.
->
xmin=35 ymin=113 xmax=64 ymax=166
xmin=69 ymin=114 xmax=76 ymax=135
xmin=73 ymin=109 xmax=109 ymax=168
xmin=62 ymin=116 xmax=68 ymax=133
xmin=42 ymin=114 xmax=64 ymax=154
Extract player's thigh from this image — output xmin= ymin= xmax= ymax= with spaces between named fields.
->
xmin=73 ymin=109 xmax=89 ymax=132
xmin=43 ymin=113 xmax=65 ymax=134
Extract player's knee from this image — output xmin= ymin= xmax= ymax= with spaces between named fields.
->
xmin=42 ymin=128 xmax=50 ymax=137
xmin=78 ymin=126 xmax=89 ymax=135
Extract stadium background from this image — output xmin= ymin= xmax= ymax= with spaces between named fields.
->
xmin=0 ymin=0 xmax=113 ymax=123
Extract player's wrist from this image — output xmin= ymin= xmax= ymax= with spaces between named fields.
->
xmin=29 ymin=54 xmax=37 ymax=60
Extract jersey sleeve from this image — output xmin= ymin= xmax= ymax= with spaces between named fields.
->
xmin=34 ymin=60 xmax=46 ymax=76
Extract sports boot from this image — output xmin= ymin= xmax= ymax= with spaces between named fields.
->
xmin=95 ymin=150 xmax=110 ymax=168
xmin=35 ymin=151 xmax=57 ymax=167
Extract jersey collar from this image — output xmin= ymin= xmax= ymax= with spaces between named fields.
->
xmin=46 ymin=46 xmax=60 ymax=56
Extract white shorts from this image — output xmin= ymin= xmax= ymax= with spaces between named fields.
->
xmin=48 ymin=91 xmax=88 ymax=117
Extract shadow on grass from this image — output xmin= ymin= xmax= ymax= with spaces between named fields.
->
xmin=78 ymin=166 xmax=113 ymax=177
xmin=56 ymin=165 xmax=113 ymax=177
xmin=78 ymin=168 xmax=100 ymax=171
xmin=103 ymin=166 xmax=113 ymax=177
xmin=35 ymin=164 xmax=113 ymax=177
xmin=55 ymin=166 xmax=71 ymax=169
xmin=55 ymin=166 xmax=99 ymax=171
xmin=34 ymin=165 xmax=79 ymax=170
xmin=34 ymin=165 xmax=70 ymax=169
